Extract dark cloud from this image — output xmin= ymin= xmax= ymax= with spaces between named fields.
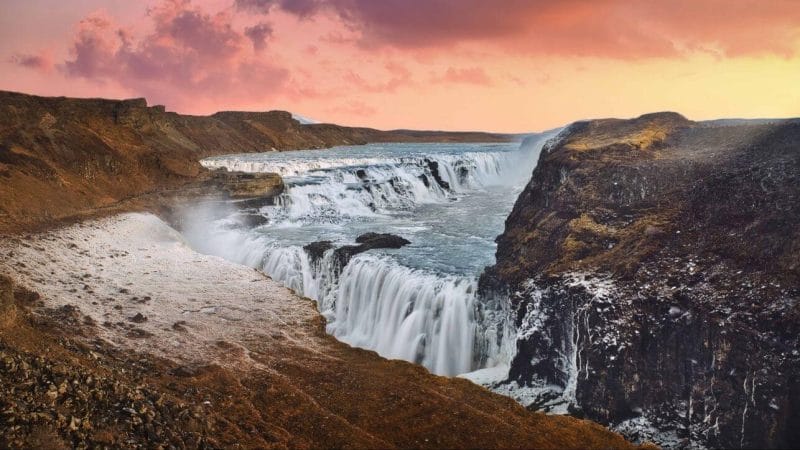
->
xmin=9 ymin=53 xmax=54 ymax=71
xmin=253 ymin=0 xmax=800 ymax=58
xmin=245 ymin=23 xmax=274 ymax=50
xmin=235 ymin=0 xmax=322 ymax=17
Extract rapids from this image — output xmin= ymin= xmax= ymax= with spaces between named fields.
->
xmin=182 ymin=136 xmax=555 ymax=376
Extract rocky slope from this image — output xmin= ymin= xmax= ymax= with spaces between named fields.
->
xmin=481 ymin=113 xmax=800 ymax=448
xmin=0 ymin=90 xmax=511 ymax=234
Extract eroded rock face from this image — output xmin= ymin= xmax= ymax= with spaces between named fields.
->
xmin=481 ymin=113 xmax=800 ymax=448
xmin=212 ymin=170 xmax=285 ymax=200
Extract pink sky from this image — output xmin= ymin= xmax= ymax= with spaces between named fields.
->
xmin=2 ymin=0 xmax=800 ymax=132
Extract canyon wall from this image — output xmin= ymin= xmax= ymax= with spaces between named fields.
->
xmin=481 ymin=113 xmax=800 ymax=448
xmin=0 ymin=90 xmax=511 ymax=232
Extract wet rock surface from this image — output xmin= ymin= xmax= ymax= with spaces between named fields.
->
xmin=425 ymin=159 xmax=452 ymax=190
xmin=303 ymin=240 xmax=335 ymax=264
xmin=354 ymin=232 xmax=411 ymax=248
xmin=306 ymin=233 xmax=411 ymax=271
xmin=481 ymin=113 xmax=800 ymax=448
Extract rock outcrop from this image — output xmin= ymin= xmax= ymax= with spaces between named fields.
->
xmin=0 ymin=90 xmax=511 ymax=233
xmin=305 ymin=232 xmax=411 ymax=271
xmin=481 ymin=113 xmax=800 ymax=448
xmin=211 ymin=170 xmax=285 ymax=200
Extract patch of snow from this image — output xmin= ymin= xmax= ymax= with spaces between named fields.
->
xmin=459 ymin=364 xmax=509 ymax=385
xmin=0 ymin=213 xmax=323 ymax=370
xmin=291 ymin=113 xmax=319 ymax=125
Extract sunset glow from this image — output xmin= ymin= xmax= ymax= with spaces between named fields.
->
xmin=2 ymin=0 xmax=799 ymax=132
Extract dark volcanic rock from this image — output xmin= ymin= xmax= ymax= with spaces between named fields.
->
xmin=304 ymin=233 xmax=411 ymax=272
xmin=355 ymin=232 xmax=411 ymax=248
xmin=303 ymin=241 xmax=335 ymax=264
xmin=481 ymin=113 xmax=800 ymax=448
xmin=425 ymin=159 xmax=451 ymax=190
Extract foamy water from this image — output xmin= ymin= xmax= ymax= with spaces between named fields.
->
xmin=183 ymin=137 xmax=557 ymax=375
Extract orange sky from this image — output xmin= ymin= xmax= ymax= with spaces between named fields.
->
xmin=1 ymin=0 xmax=799 ymax=132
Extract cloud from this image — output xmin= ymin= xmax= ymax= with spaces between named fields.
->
xmin=326 ymin=99 xmax=377 ymax=117
xmin=59 ymin=1 xmax=288 ymax=110
xmin=259 ymin=0 xmax=800 ymax=58
xmin=9 ymin=52 xmax=54 ymax=72
xmin=235 ymin=0 xmax=322 ymax=18
xmin=434 ymin=67 xmax=492 ymax=86
xmin=245 ymin=22 xmax=273 ymax=50
xmin=342 ymin=62 xmax=413 ymax=93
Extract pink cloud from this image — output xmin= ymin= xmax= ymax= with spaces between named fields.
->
xmin=9 ymin=51 xmax=54 ymax=72
xmin=236 ymin=0 xmax=322 ymax=18
xmin=342 ymin=62 xmax=413 ymax=93
xmin=326 ymin=99 xmax=377 ymax=117
xmin=245 ymin=23 xmax=274 ymax=51
xmin=256 ymin=0 xmax=800 ymax=58
xmin=434 ymin=67 xmax=492 ymax=86
xmin=59 ymin=1 xmax=287 ymax=111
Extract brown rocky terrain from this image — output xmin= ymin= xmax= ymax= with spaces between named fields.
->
xmin=480 ymin=113 xmax=800 ymax=448
xmin=0 ymin=90 xmax=511 ymax=234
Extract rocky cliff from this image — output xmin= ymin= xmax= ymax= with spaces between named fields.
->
xmin=0 ymin=90 xmax=511 ymax=233
xmin=481 ymin=113 xmax=800 ymax=448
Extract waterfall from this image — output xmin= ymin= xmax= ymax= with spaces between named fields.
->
xmin=184 ymin=138 xmax=557 ymax=377
xmin=202 ymin=147 xmax=533 ymax=225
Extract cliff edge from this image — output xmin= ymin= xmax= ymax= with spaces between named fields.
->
xmin=482 ymin=112 xmax=800 ymax=448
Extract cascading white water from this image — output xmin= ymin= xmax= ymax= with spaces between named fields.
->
xmin=185 ymin=138 xmax=556 ymax=376
xmin=204 ymin=147 xmax=532 ymax=225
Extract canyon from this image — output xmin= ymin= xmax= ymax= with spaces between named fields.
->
xmin=2 ymin=91 xmax=798 ymax=449
xmin=0 ymin=90 xmax=510 ymax=234
xmin=0 ymin=92 xmax=633 ymax=449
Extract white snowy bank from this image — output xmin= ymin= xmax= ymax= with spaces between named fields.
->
xmin=0 ymin=213 xmax=323 ymax=369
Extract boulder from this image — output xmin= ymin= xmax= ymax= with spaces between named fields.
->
xmin=303 ymin=241 xmax=335 ymax=264
xmin=303 ymin=233 xmax=410 ymax=272
xmin=355 ymin=232 xmax=411 ymax=249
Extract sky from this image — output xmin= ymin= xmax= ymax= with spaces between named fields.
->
xmin=1 ymin=0 xmax=799 ymax=133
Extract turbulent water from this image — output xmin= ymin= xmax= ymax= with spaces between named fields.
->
xmin=182 ymin=137 xmax=555 ymax=376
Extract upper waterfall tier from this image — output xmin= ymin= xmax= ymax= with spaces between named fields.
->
xmin=183 ymin=137 xmax=556 ymax=376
